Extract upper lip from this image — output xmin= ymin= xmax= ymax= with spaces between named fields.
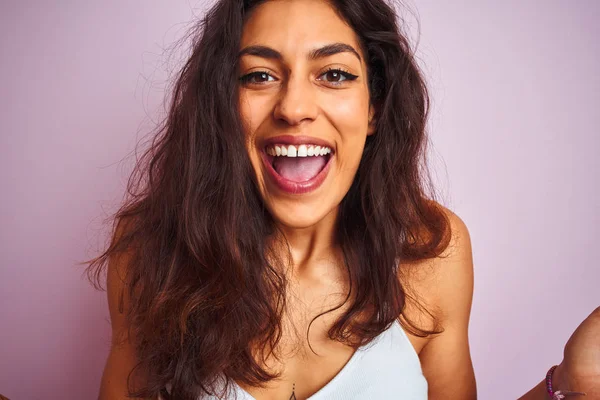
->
xmin=262 ymin=135 xmax=335 ymax=153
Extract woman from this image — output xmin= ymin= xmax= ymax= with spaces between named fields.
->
xmin=86 ymin=0 xmax=599 ymax=399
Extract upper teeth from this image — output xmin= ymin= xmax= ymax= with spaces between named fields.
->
xmin=266 ymin=144 xmax=332 ymax=157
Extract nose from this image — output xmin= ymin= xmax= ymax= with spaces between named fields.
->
xmin=272 ymin=72 xmax=318 ymax=126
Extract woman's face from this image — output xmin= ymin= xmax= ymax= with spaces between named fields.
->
xmin=238 ymin=0 xmax=376 ymax=229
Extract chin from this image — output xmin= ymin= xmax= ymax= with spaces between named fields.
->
xmin=266 ymin=200 xmax=338 ymax=230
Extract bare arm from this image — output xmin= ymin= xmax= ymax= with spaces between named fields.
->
xmin=517 ymin=363 xmax=570 ymax=400
xmin=98 ymin=222 xmax=154 ymax=400
xmin=403 ymin=205 xmax=600 ymax=399
xmin=517 ymin=378 xmax=547 ymax=400
xmin=517 ymin=306 xmax=600 ymax=399
xmin=415 ymin=209 xmax=477 ymax=399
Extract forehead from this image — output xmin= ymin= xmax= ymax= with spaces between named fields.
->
xmin=240 ymin=0 xmax=363 ymax=61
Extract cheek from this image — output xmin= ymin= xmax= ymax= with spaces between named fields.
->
xmin=327 ymin=88 xmax=369 ymax=136
xmin=238 ymin=94 xmax=268 ymax=187
xmin=238 ymin=94 xmax=261 ymax=162
xmin=327 ymin=95 xmax=370 ymax=164
xmin=238 ymin=93 xmax=254 ymax=139
xmin=238 ymin=92 xmax=272 ymax=146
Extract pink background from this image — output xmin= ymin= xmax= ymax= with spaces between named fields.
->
xmin=1 ymin=1 xmax=598 ymax=399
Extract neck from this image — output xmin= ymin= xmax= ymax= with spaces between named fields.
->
xmin=270 ymin=207 xmax=343 ymax=279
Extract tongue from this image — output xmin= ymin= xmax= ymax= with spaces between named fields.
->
xmin=273 ymin=156 xmax=327 ymax=182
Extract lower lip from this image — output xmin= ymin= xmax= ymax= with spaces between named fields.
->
xmin=260 ymin=150 xmax=333 ymax=195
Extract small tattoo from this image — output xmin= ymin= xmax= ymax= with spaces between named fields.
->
xmin=289 ymin=383 xmax=297 ymax=400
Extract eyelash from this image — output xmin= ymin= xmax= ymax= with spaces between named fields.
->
xmin=239 ymin=67 xmax=359 ymax=87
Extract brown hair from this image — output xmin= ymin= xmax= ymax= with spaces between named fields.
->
xmin=83 ymin=0 xmax=450 ymax=398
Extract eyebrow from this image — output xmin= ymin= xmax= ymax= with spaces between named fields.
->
xmin=238 ymin=42 xmax=362 ymax=63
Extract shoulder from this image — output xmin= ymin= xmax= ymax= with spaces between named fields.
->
xmin=399 ymin=204 xmax=475 ymax=346
xmin=99 ymin=217 xmax=145 ymax=399
xmin=432 ymin=206 xmax=474 ymax=329
xmin=400 ymin=204 xmax=477 ymax=398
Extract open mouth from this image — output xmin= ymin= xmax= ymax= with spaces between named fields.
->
xmin=261 ymin=143 xmax=334 ymax=194
xmin=265 ymin=144 xmax=332 ymax=182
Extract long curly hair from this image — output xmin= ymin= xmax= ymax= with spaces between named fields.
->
xmin=83 ymin=0 xmax=451 ymax=398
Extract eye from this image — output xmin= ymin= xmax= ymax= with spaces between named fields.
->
xmin=318 ymin=68 xmax=359 ymax=86
xmin=239 ymin=68 xmax=359 ymax=87
xmin=239 ymin=70 xmax=275 ymax=85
